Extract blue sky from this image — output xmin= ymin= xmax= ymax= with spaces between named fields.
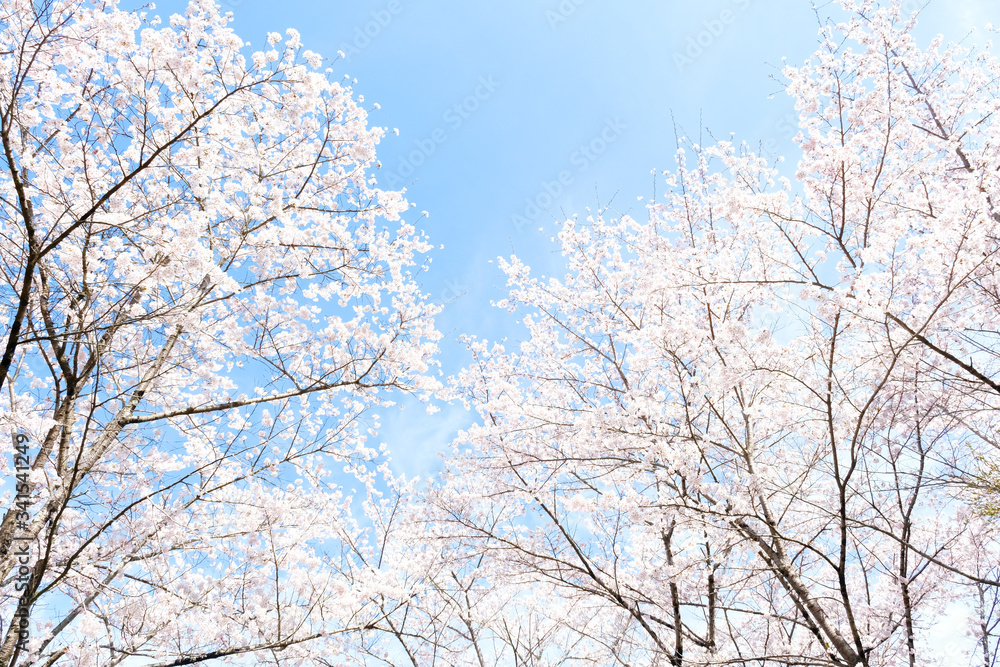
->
xmin=140 ymin=0 xmax=996 ymax=477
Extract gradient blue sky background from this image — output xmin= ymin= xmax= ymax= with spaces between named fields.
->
xmin=137 ymin=0 xmax=996 ymax=478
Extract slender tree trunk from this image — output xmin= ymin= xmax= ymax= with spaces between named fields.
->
xmin=900 ymin=576 xmax=916 ymax=667
xmin=706 ymin=554 xmax=717 ymax=652
xmin=899 ymin=520 xmax=916 ymax=667
xmin=663 ymin=523 xmax=683 ymax=667
xmin=980 ymin=584 xmax=993 ymax=667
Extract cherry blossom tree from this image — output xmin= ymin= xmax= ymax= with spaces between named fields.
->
xmin=436 ymin=2 xmax=1000 ymax=665
xmin=355 ymin=480 xmax=625 ymax=667
xmin=0 ymin=0 xmax=441 ymax=664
